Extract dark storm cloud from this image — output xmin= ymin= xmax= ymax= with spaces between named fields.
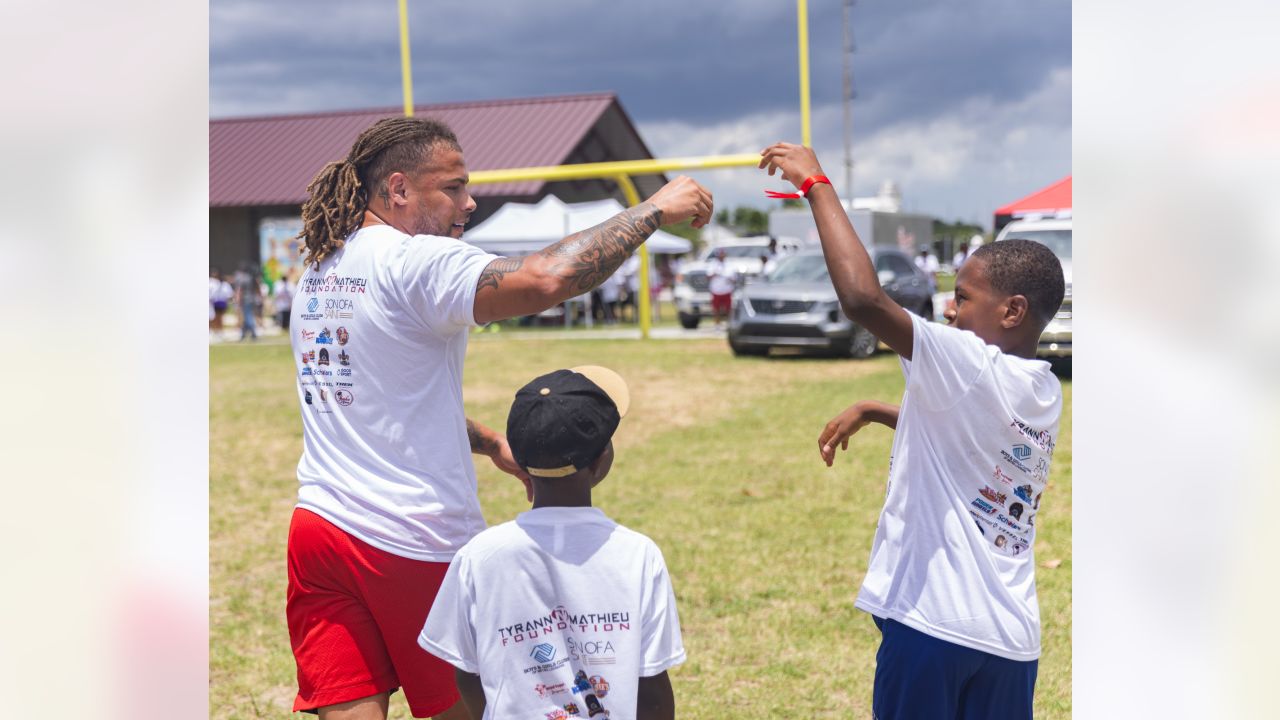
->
xmin=212 ymin=0 xmax=1069 ymax=137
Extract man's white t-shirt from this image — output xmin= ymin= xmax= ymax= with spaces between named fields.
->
xmin=855 ymin=313 xmax=1062 ymax=661
xmin=290 ymin=225 xmax=499 ymax=561
xmin=420 ymin=506 xmax=685 ymax=720
xmin=707 ymin=259 xmax=735 ymax=295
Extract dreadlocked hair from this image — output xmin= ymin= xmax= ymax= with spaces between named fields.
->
xmin=297 ymin=116 xmax=461 ymax=268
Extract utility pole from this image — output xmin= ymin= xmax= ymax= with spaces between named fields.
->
xmin=842 ymin=0 xmax=856 ymax=203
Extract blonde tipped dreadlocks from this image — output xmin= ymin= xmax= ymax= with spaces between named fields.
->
xmin=298 ymin=116 xmax=461 ymax=268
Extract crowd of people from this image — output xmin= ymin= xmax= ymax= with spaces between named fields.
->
xmin=208 ymin=265 xmax=296 ymax=341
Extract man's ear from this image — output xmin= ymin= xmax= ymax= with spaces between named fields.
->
xmin=384 ymin=171 xmax=410 ymax=206
xmin=1002 ymin=294 xmax=1029 ymax=329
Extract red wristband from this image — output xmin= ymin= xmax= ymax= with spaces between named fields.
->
xmin=765 ymin=175 xmax=832 ymax=200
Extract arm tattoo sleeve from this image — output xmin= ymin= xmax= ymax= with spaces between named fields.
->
xmin=466 ymin=419 xmax=498 ymax=455
xmin=536 ymin=202 xmax=663 ymax=293
xmin=476 ymin=255 xmax=525 ymax=293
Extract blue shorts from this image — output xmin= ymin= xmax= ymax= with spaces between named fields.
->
xmin=872 ymin=617 xmax=1037 ymax=720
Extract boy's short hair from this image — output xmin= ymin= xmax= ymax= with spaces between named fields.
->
xmin=970 ymin=239 xmax=1065 ymax=326
xmin=506 ymin=366 xmax=630 ymax=478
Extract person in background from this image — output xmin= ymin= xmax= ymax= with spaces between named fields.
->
xmin=234 ymin=263 xmax=260 ymax=341
xmin=275 ymin=272 xmax=296 ymax=331
xmin=706 ymin=248 xmax=735 ymax=328
xmin=952 ymin=241 xmax=970 ymax=271
xmin=915 ymin=246 xmax=940 ymax=294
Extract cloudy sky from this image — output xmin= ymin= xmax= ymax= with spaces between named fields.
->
xmin=211 ymin=0 xmax=1070 ymax=228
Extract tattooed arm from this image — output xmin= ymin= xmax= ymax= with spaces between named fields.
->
xmin=472 ymin=176 xmax=713 ymax=324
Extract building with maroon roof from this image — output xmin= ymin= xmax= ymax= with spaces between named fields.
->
xmin=210 ymin=92 xmax=668 ymax=277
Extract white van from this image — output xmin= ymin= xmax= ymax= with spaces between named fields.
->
xmin=995 ymin=216 xmax=1072 ymax=362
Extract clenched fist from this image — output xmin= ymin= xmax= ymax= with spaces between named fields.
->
xmin=648 ymin=175 xmax=714 ymax=229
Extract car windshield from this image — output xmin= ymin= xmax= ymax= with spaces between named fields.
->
xmin=1007 ymin=229 xmax=1072 ymax=260
xmin=768 ymin=255 xmax=830 ymax=283
xmin=707 ymin=245 xmax=768 ymax=259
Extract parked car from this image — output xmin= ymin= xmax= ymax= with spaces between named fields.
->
xmin=673 ymin=239 xmax=777 ymax=329
xmin=726 ymin=248 xmax=934 ymax=357
xmin=994 ymin=217 xmax=1072 ymax=364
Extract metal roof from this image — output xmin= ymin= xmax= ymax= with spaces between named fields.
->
xmin=210 ymin=93 xmax=631 ymax=207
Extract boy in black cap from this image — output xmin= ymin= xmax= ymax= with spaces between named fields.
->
xmin=419 ymin=366 xmax=685 ymax=720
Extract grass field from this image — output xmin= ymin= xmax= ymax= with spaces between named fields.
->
xmin=211 ymin=335 xmax=1071 ymax=718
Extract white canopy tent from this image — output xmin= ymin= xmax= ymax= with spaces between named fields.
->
xmin=463 ymin=195 xmax=693 ymax=255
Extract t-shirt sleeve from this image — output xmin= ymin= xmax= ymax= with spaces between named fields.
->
xmin=639 ymin=544 xmax=686 ymax=677
xmin=396 ymin=236 xmax=499 ymax=334
xmin=901 ymin=312 xmax=991 ymax=412
xmin=418 ymin=553 xmax=481 ymax=674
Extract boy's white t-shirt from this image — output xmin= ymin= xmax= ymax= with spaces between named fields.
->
xmin=855 ymin=313 xmax=1062 ymax=661
xmin=289 ymin=225 xmax=499 ymax=561
xmin=420 ymin=506 xmax=685 ymax=720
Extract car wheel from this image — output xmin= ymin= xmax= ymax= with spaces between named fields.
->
xmin=848 ymin=324 xmax=878 ymax=359
xmin=678 ymin=312 xmax=700 ymax=330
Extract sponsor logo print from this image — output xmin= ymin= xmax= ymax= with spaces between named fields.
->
xmin=1008 ymin=501 xmax=1025 ymax=521
xmin=336 ymin=326 xmax=349 ymax=345
xmin=307 ymin=298 xmax=319 ymax=313
xmin=1012 ymin=541 xmax=1028 ymax=555
xmin=319 ymin=388 xmax=328 ymax=402
xmin=338 ymin=349 xmax=350 ymax=366
xmin=1033 ymin=458 xmax=1049 ymax=483
xmin=335 ymin=389 xmax=354 ymax=407
xmin=562 ymin=702 xmax=581 ymax=716
xmin=302 ymin=274 xmax=368 ymax=294
xmin=318 ymin=348 xmax=330 ymax=366
xmin=325 ymin=298 xmax=356 ymax=319
xmin=1014 ymin=484 xmax=1034 ymax=503
xmin=534 ymin=682 xmax=569 ymax=699
xmin=1012 ymin=444 xmax=1032 ymax=461
xmin=979 ymin=486 xmax=1007 ymax=506
xmin=316 ymin=328 xmax=334 ymax=344
xmin=1010 ymin=418 xmax=1056 ymax=454
xmin=299 ymin=329 xmax=315 ymax=342
xmin=530 ymin=643 xmax=556 ymax=664
xmin=300 ymin=350 xmax=315 ymax=364
xmin=338 ymin=368 xmax=352 ymax=377
xmin=301 ymin=367 xmax=312 ymax=376
xmin=304 ymin=390 xmax=313 ymax=405
xmin=567 ymin=637 xmax=617 ymax=666
xmin=1033 ymin=492 xmax=1043 ymax=510
xmin=500 ymin=607 xmax=631 ymax=646
xmin=971 ymin=498 xmax=998 ymax=515
xmin=588 ymin=675 xmax=610 ymax=699
xmin=992 ymin=465 xmax=1018 ymax=487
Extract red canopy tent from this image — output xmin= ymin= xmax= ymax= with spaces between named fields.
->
xmin=993 ymin=175 xmax=1071 ymax=234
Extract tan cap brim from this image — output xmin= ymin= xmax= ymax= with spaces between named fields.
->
xmin=570 ymin=365 xmax=630 ymax=418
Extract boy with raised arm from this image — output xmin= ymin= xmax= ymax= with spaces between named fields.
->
xmin=760 ymin=143 xmax=1065 ymax=720
xmin=419 ymin=366 xmax=685 ymax=720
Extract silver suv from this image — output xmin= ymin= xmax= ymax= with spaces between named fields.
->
xmin=727 ymin=249 xmax=934 ymax=357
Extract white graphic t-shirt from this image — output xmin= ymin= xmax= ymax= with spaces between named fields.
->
xmin=855 ymin=313 xmax=1062 ymax=661
xmin=420 ymin=507 xmax=685 ymax=720
xmin=290 ymin=224 xmax=499 ymax=561
xmin=706 ymin=259 xmax=735 ymax=296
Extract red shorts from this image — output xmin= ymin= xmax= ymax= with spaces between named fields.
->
xmin=711 ymin=292 xmax=732 ymax=314
xmin=287 ymin=508 xmax=458 ymax=716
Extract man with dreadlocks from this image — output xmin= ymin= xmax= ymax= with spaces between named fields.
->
xmin=284 ymin=116 xmax=711 ymax=720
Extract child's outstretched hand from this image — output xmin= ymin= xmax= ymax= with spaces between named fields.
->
xmin=818 ymin=400 xmax=900 ymax=467
xmin=759 ymin=142 xmax=826 ymax=190
xmin=819 ymin=405 xmax=871 ymax=467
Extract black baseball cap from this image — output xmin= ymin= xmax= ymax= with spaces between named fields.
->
xmin=506 ymin=366 xmax=631 ymax=478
